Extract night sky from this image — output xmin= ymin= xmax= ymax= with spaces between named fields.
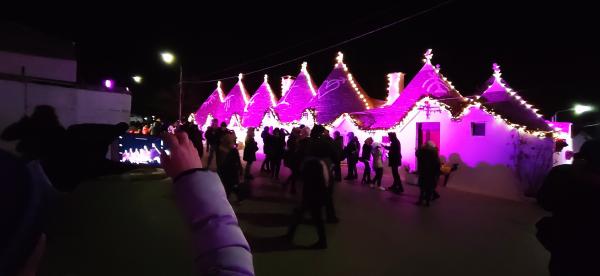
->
xmin=10 ymin=1 xmax=600 ymax=131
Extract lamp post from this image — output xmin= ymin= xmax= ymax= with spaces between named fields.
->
xmin=552 ymin=104 xmax=594 ymax=122
xmin=132 ymin=75 xmax=142 ymax=84
xmin=160 ymin=51 xmax=184 ymax=122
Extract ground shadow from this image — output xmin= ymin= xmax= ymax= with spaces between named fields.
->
xmin=246 ymin=234 xmax=304 ymax=253
xmin=249 ymin=195 xmax=298 ymax=204
xmin=237 ymin=212 xmax=293 ymax=227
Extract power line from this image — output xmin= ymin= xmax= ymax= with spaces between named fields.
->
xmin=201 ymin=4 xmax=419 ymax=78
xmin=183 ymin=0 xmax=455 ymax=84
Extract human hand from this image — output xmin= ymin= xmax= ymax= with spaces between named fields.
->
xmin=160 ymin=131 xmax=203 ymax=178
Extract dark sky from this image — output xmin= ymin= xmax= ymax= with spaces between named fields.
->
xmin=11 ymin=1 xmax=600 ymax=128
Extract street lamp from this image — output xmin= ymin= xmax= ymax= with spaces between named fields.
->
xmin=103 ymin=79 xmax=114 ymax=89
xmin=132 ymin=75 xmax=143 ymax=84
xmin=160 ymin=52 xmax=175 ymax=64
xmin=160 ymin=51 xmax=184 ymax=122
xmin=552 ymin=104 xmax=594 ymax=121
xmin=574 ymin=104 xmax=593 ymax=115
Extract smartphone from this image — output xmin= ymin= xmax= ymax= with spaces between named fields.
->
xmin=117 ymin=134 xmax=168 ymax=166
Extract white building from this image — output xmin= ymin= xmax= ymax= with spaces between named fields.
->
xmin=0 ymin=23 xmax=131 ymax=152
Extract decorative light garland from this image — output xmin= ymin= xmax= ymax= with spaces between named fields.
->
xmin=263 ymin=74 xmax=278 ymax=106
xmin=301 ymin=62 xmax=318 ymax=97
xmin=196 ymin=50 xmax=557 ymax=142
xmin=487 ymin=63 xmax=545 ymax=119
xmin=335 ymin=52 xmax=371 ymax=110
xmin=216 ymin=80 xmax=225 ymax=102
xmin=237 ymin=73 xmax=250 ymax=104
xmin=280 ymin=75 xmax=294 ymax=97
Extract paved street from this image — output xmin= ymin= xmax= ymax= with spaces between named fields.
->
xmin=40 ymin=157 xmax=550 ymax=276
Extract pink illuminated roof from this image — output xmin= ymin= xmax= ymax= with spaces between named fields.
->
xmin=242 ymin=75 xmax=278 ymax=127
xmin=312 ymin=53 xmax=374 ymax=124
xmin=273 ymin=62 xmax=317 ymax=123
xmin=215 ymin=75 xmax=250 ymax=124
xmin=195 ymin=81 xmax=225 ymax=125
xmin=351 ymin=49 xmax=465 ymax=129
xmin=480 ymin=63 xmax=551 ymax=131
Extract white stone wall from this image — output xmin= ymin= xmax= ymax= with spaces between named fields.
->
xmin=0 ymin=51 xmax=77 ymax=82
xmin=0 ymin=79 xmax=131 ymax=152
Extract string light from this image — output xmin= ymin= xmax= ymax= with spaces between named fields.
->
xmin=301 ymin=62 xmax=318 ymax=96
xmin=216 ymin=81 xmax=225 ymax=101
xmin=197 ymin=51 xmax=557 ymax=142
xmin=264 ymin=74 xmax=278 ymax=106
xmin=487 ymin=63 xmax=546 ymax=123
xmin=238 ymin=73 xmax=250 ymax=104
xmin=244 ymin=74 xmax=277 ymax=113
xmin=335 ymin=52 xmax=372 ymax=109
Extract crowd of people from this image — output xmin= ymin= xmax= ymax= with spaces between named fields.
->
xmin=250 ymin=123 xmax=442 ymax=204
xmin=197 ymin=118 xmax=449 ymax=251
xmin=5 ymin=106 xmax=596 ymax=275
xmin=199 ymin=118 xmax=448 ymax=208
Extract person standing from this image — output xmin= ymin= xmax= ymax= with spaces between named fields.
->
xmin=216 ymin=131 xmax=243 ymax=201
xmin=360 ymin=137 xmax=373 ymax=185
xmin=332 ymin=131 xmax=344 ymax=182
xmin=536 ymin=140 xmax=600 ymax=276
xmin=260 ymin=127 xmax=272 ymax=172
xmin=243 ymin=128 xmax=259 ymax=180
xmin=384 ymin=132 xmax=403 ymax=194
xmin=270 ymin=128 xmax=286 ymax=180
xmin=371 ymin=142 xmax=385 ymax=190
xmin=344 ymin=132 xmax=359 ymax=180
xmin=416 ymin=141 xmax=441 ymax=206
xmin=204 ymin=119 xmax=219 ymax=169
xmin=284 ymin=128 xmax=300 ymax=194
xmin=287 ymin=125 xmax=339 ymax=249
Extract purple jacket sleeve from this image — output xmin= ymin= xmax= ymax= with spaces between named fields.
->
xmin=173 ymin=170 xmax=254 ymax=275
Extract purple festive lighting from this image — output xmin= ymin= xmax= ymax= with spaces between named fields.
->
xmin=213 ymin=74 xmax=250 ymax=125
xmin=242 ymin=75 xmax=278 ymax=127
xmin=195 ymin=81 xmax=225 ymax=126
xmin=104 ymin=79 xmax=114 ymax=89
xmin=273 ymin=62 xmax=317 ymax=123
xmin=312 ymin=52 xmax=372 ymax=124
xmin=192 ymin=50 xmax=565 ymax=199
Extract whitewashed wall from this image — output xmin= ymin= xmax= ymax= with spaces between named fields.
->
xmin=0 ymin=79 xmax=131 ymax=152
xmin=0 ymin=51 xmax=77 ymax=82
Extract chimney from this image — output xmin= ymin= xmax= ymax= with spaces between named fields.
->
xmin=386 ymin=72 xmax=404 ymax=105
xmin=281 ymin=75 xmax=295 ymax=97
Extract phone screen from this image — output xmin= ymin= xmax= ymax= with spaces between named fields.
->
xmin=117 ymin=134 xmax=168 ymax=166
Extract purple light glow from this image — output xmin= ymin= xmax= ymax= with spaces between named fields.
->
xmin=192 ymin=50 xmax=565 ymax=200
xmin=212 ymin=77 xmax=250 ymax=125
xmin=242 ymin=76 xmax=277 ymax=127
xmin=273 ymin=64 xmax=317 ymax=123
xmin=104 ymin=79 xmax=114 ymax=89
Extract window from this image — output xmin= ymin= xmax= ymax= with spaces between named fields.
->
xmin=471 ymin=122 xmax=486 ymax=136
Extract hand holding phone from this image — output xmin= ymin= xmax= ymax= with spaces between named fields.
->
xmin=160 ymin=131 xmax=203 ymax=178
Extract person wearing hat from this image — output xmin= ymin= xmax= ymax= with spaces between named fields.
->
xmin=536 ymin=139 xmax=600 ymax=276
